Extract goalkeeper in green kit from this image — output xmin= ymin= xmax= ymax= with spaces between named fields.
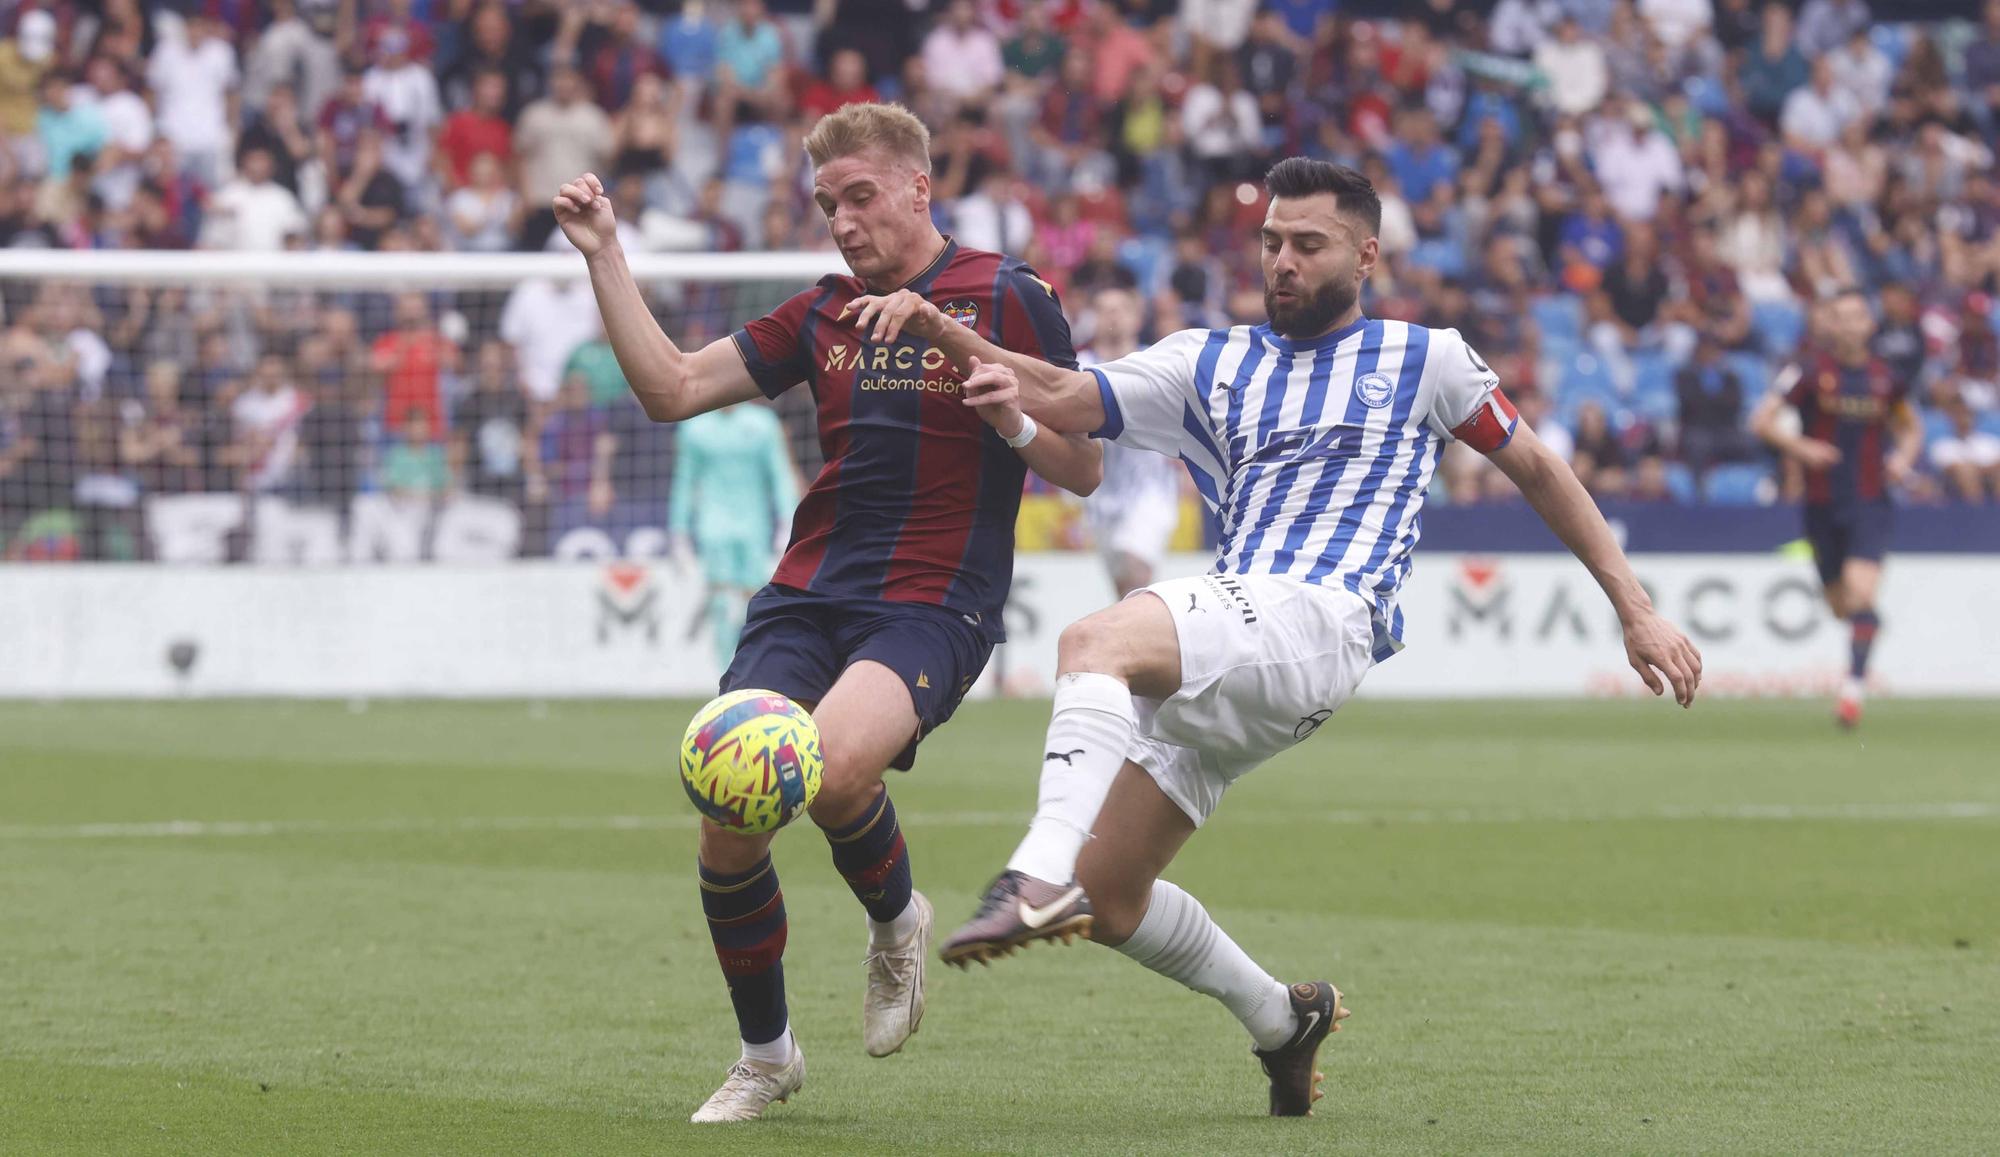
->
xmin=669 ymin=402 xmax=801 ymax=670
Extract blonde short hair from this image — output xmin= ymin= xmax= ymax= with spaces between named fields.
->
xmin=803 ymin=102 xmax=932 ymax=174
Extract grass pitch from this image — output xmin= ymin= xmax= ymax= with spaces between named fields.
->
xmin=2 ymin=697 xmax=1997 ymax=1155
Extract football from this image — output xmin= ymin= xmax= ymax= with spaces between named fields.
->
xmin=679 ymin=689 xmax=823 ymax=833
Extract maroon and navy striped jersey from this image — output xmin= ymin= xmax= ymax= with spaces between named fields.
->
xmin=729 ymin=239 xmax=1077 ymax=638
xmin=1785 ymin=352 xmax=1910 ymax=505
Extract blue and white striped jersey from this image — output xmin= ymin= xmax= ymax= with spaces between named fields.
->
xmin=1087 ymin=316 xmax=1518 ymax=661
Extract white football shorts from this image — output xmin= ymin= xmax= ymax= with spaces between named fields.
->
xmin=1127 ymin=572 xmax=1376 ymax=826
xmin=1094 ymin=490 xmax=1181 ymax=570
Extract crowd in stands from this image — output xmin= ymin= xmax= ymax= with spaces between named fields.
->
xmin=4 ymin=0 xmax=2000 ymax=560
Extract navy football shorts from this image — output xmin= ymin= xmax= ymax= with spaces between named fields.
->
xmin=719 ymin=585 xmax=995 ymax=770
xmin=1802 ymin=501 xmax=1892 ymax=587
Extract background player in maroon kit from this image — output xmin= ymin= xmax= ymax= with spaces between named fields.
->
xmin=1752 ymin=290 xmax=1921 ymax=728
xmin=551 ymin=103 xmax=1100 ymax=1123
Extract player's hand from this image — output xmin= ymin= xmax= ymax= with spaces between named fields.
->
xmin=1791 ymin=438 xmax=1842 ymax=469
xmin=1623 ymin=610 xmax=1703 ymax=708
xmin=961 ymin=356 xmax=1027 ymax=440
xmin=552 ymin=172 xmax=618 ymax=258
xmin=844 ymin=289 xmax=946 ymax=345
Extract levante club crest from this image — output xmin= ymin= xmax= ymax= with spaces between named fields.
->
xmin=940 ymin=299 xmax=979 ymax=327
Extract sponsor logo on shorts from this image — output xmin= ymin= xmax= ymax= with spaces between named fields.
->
xmin=1202 ymin=574 xmax=1259 ymax=625
xmin=1294 ymin=709 xmax=1333 ymax=741
xmin=1044 ymin=748 xmax=1085 ymax=765
xmin=1186 ymin=592 xmax=1206 ymax=614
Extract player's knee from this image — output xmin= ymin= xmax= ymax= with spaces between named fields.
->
xmin=807 ymin=759 xmax=883 ymax=828
xmin=698 ymin=819 xmax=773 ymax=872
xmin=1056 ymin=613 xmax=1121 ymax=676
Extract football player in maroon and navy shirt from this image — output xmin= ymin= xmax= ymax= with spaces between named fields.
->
xmin=551 ymin=102 xmax=1101 ymax=1123
xmin=1752 ymin=289 xmax=1921 ymax=728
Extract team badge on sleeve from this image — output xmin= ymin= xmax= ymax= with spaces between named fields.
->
xmin=941 ymin=300 xmax=980 ymax=327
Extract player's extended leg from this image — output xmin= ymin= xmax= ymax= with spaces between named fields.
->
xmin=808 ymin=660 xmax=935 ymax=1057
xmin=1080 ymin=762 xmax=1350 ymax=1117
xmin=1836 ymin=557 xmax=1883 ymax=728
xmin=691 ymin=820 xmax=804 ymax=1123
xmin=941 ymin=594 xmax=1181 ymax=964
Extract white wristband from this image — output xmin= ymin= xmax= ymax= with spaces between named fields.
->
xmin=1002 ymin=413 xmax=1039 ymax=449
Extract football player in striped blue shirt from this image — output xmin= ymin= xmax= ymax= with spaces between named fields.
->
xmin=849 ymin=157 xmax=1703 ymax=1118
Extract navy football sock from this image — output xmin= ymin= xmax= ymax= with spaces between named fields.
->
xmin=819 ymin=786 xmax=913 ymax=924
xmin=699 ymin=855 xmax=789 ymax=1045
xmin=1849 ymin=609 xmax=1880 ymax=680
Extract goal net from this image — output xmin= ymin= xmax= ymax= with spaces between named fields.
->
xmin=0 ymin=248 xmax=841 ymax=565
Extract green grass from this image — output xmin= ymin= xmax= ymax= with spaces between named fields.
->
xmin=2 ymin=698 xmax=1997 ymax=1155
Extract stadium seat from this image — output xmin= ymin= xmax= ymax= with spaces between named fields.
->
xmin=1724 ymin=352 xmax=1771 ymax=417
xmin=1751 ymin=300 xmax=1806 ymax=359
xmin=1977 ymin=410 xmax=2000 ymax=439
xmin=1923 ymin=408 xmax=1956 ymax=447
xmin=1705 ymin=462 xmax=1775 ymax=506
xmin=1664 ymin=462 xmax=1698 ymax=504
xmin=1530 ymin=295 xmax=1584 ymax=344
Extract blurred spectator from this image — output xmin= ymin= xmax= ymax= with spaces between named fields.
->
xmin=451 ymin=342 xmax=533 ymax=505
xmin=1676 ymin=335 xmax=1758 ymax=496
xmin=801 ymin=48 xmax=879 ymax=122
xmin=1794 ymin=0 xmax=1870 ymax=59
xmin=203 ymin=145 xmax=308 ymax=250
xmin=381 ymin=409 xmax=449 ymax=499
xmin=35 ymin=72 xmax=107 ymax=183
xmin=1590 ymin=98 xmax=1683 ymax=223
xmin=1088 ymin=3 xmax=1160 ymax=106
xmin=1931 ymin=390 xmax=2000 ymax=503
xmin=122 ymin=362 xmax=206 ymax=499
xmin=235 ymin=84 xmax=314 ymax=204
xmin=363 ymin=26 xmax=443 ymax=192
xmin=568 ymin=1 xmax=660 ymax=114
xmin=438 ymin=69 xmax=514 ymax=190
xmin=1 ymin=12 xmax=58 ymax=143
xmin=147 ymin=14 xmax=238 ymax=187
xmin=500 ymin=273 xmax=605 ymax=403
xmin=316 ymin=66 xmax=390 ymax=182
xmin=335 ymin=127 xmax=406 ymax=249
xmin=1739 ymin=3 xmax=1807 ymax=125
xmin=443 ymin=3 xmax=544 ymax=118
xmin=1781 ymin=57 xmax=1860 ymax=155
xmin=244 ymin=0 xmax=340 ymax=120
xmin=923 ymin=0 xmax=1006 ymax=108
xmin=515 ymin=66 xmax=614 ymax=249
xmin=71 ymin=58 xmax=153 ymax=208
xmin=445 ymin=152 xmax=522 ymax=252
xmin=612 ymin=71 xmax=681 ymax=207
xmin=371 ymin=293 xmax=458 ymax=433
xmin=1182 ymin=57 xmax=1261 ymax=186
xmin=229 ymin=352 xmax=308 ymax=495
xmin=714 ymin=0 xmax=786 ymax=142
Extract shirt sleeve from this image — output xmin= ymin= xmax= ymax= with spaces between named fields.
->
xmin=1427 ymin=327 xmax=1519 ymax=452
xmin=996 ymin=262 xmax=1079 ymax=370
xmin=1087 ymin=328 xmax=1212 ymax=458
xmin=730 ymin=285 xmax=822 ymax=398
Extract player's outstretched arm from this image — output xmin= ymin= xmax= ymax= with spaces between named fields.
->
xmin=962 ymin=358 xmax=1102 ymax=496
xmin=844 ymin=289 xmax=1107 ymax=434
xmin=554 ymin=172 xmax=761 ymax=422
xmin=1487 ymin=425 xmax=1704 ymax=707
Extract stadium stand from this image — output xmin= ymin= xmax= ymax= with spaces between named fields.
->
xmin=3 ymin=0 xmax=1999 ymax=561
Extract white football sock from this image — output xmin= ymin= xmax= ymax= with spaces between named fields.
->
xmin=1112 ymin=880 xmax=1296 ymax=1050
xmin=1004 ymin=672 xmax=1137 ymax=883
xmin=740 ymin=1026 xmax=796 ymax=1067
xmin=867 ymin=896 xmax=920 ymax=948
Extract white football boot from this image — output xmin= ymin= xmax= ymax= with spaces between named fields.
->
xmin=862 ymin=891 xmax=933 ymax=1057
xmin=689 ymin=1047 xmax=805 ymax=1124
